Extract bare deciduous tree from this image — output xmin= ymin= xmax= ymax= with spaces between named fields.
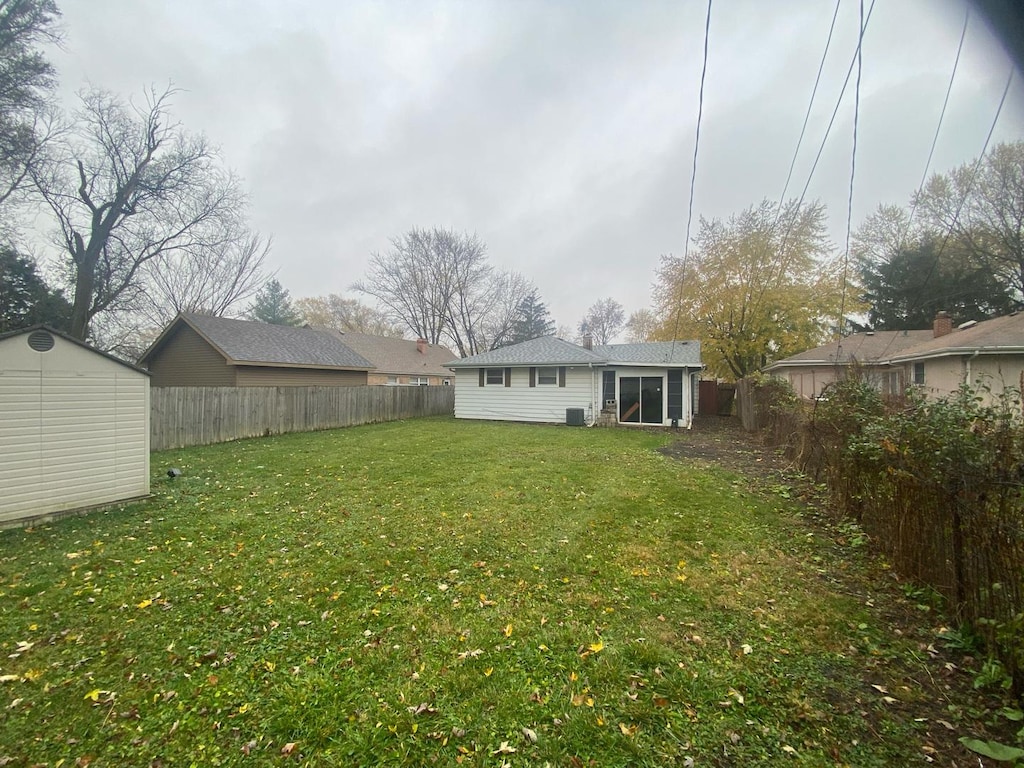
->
xmin=143 ymin=229 xmax=270 ymax=326
xmin=624 ymin=308 xmax=657 ymax=343
xmin=294 ymin=293 xmax=406 ymax=337
xmin=577 ymin=297 xmax=625 ymax=345
xmin=33 ymin=85 xmax=255 ymax=340
xmin=914 ymin=141 xmax=1024 ymax=299
xmin=354 ymin=227 xmax=531 ymax=356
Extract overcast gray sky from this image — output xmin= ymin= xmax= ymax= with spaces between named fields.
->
xmin=49 ymin=0 xmax=1024 ymax=337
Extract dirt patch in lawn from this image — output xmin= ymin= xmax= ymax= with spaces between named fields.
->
xmin=657 ymin=415 xmax=791 ymax=480
xmin=659 ymin=415 xmax=1022 ymax=766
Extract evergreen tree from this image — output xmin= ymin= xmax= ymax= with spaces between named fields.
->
xmin=0 ymin=246 xmax=71 ymax=332
xmin=860 ymin=239 xmax=1014 ymax=330
xmin=247 ymin=278 xmax=300 ymax=325
xmin=506 ymin=289 xmax=555 ymax=345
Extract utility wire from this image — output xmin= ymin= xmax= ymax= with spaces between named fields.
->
xmin=794 ymin=0 xmax=877 ymax=211
xmin=777 ymin=0 xmax=843 ymax=207
xmin=748 ymin=0 xmax=843 ymax=332
xmin=749 ymin=0 xmax=873 ymax=349
xmin=669 ymin=0 xmax=713 ymax=358
xmin=916 ymin=68 xmax=1014 ymax=298
xmin=906 ymin=6 xmax=969 ymax=236
xmin=836 ymin=0 xmax=865 ymax=350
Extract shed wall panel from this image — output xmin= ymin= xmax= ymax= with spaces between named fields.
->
xmin=0 ymin=332 xmax=150 ymax=526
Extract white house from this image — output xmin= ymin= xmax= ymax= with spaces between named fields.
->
xmin=0 ymin=326 xmax=150 ymax=527
xmin=446 ymin=336 xmax=702 ymax=427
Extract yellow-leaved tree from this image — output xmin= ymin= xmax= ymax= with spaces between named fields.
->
xmin=652 ymin=199 xmax=854 ymax=381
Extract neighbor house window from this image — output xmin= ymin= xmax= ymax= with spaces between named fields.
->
xmin=536 ymin=367 xmax=558 ymax=385
xmin=913 ymin=362 xmax=925 ymax=386
xmin=485 ymin=368 xmax=504 ymax=385
xmin=410 ymin=376 xmax=428 ymax=386
xmin=386 ymin=375 xmax=399 ymax=385
xmin=443 ymin=378 xmax=451 ymax=386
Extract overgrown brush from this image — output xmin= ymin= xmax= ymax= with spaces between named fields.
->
xmin=758 ymin=376 xmax=1024 ymax=698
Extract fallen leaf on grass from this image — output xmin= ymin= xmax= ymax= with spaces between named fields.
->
xmin=521 ymin=727 xmax=537 ymax=744
xmin=491 ymin=741 xmax=516 ymax=755
xmin=407 ymin=702 xmax=437 ymax=716
xmin=618 ymin=723 xmax=638 ymax=737
xmin=281 ymin=742 xmax=298 ymax=756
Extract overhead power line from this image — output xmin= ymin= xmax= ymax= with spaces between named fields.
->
xmin=837 ymin=0 xmax=866 ymax=345
xmin=777 ymin=0 xmax=843 ymax=207
xmin=906 ymin=7 xmax=970 ymax=236
xmin=918 ymin=68 xmax=1014 ymax=292
xmin=794 ymin=0 xmax=877 ymax=209
xmin=669 ymin=0 xmax=713 ymax=353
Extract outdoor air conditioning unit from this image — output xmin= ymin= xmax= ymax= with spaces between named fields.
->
xmin=566 ymin=407 xmax=586 ymax=427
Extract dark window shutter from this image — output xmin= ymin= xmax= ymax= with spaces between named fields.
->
xmin=529 ymin=367 xmax=536 ymax=387
xmin=479 ymin=368 xmax=485 ymax=387
xmin=504 ymin=367 xmax=512 ymax=387
xmin=668 ymin=369 xmax=683 ymax=419
xmin=558 ymin=366 xmax=566 ymax=387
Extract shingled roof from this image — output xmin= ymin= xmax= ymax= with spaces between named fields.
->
xmin=595 ymin=341 xmax=702 ymax=366
xmin=141 ymin=313 xmax=374 ymax=370
xmin=318 ymin=330 xmax=456 ymax=376
xmin=446 ymin=336 xmax=702 ymax=368
xmin=888 ymin=312 xmax=1024 ymax=361
xmin=763 ymin=330 xmax=934 ymax=370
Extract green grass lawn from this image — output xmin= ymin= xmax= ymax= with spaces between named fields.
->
xmin=0 ymin=418 xmax=986 ymax=765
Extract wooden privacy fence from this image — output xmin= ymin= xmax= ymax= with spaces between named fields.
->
xmin=151 ymin=385 xmax=455 ymax=451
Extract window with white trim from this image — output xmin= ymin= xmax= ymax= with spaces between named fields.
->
xmin=485 ymin=368 xmax=504 ymax=385
xmin=443 ymin=378 xmax=452 ymax=386
xmin=409 ymin=376 xmax=429 ymax=386
xmin=386 ymin=375 xmax=399 ymax=385
xmin=536 ymin=366 xmax=558 ymax=385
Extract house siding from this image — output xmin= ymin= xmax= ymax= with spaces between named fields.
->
xmin=0 ymin=332 xmax=149 ymax=526
xmin=368 ymin=372 xmax=451 ymax=386
xmin=454 ymin=366 xmax=596 ymax=423
xmin=234 ymin=366 xmax=368 ymax=387
xmin=775 ymin=363 xmax=904 ymax=399
xmin=146 ymin=325 xmax=235 ymax=387
xmin=910 ymin=354 xmax=1024 ymax=402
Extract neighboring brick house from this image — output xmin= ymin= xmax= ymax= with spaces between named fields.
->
xmin=140 ymin=313 xmax=374 ymax=387
xmin=318 ymin=330 xmax=456 ymax=386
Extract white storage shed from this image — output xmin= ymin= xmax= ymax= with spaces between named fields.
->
xmin=0 ymin=326 xmax=150 ymax=527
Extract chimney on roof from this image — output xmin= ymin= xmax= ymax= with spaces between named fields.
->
xmin=933 ymin=310 xmax=953 ymax=338
xmin=582 ymin=335 xmax=593 ymax=351
xmin=416 ymin=338 xmax=427 ymax=354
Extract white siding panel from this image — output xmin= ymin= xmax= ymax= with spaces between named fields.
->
xmin=0 ymin=332 xmax=150 ymax=525
xmin=454 ymin=366 xmax=597 ymax=423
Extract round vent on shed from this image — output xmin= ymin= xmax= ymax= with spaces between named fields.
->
xmin=27 ymin=330 xmax=55 ymax=352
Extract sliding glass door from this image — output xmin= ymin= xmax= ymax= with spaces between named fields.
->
xmin=618 ymin=376 xmax=663 ymax=424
